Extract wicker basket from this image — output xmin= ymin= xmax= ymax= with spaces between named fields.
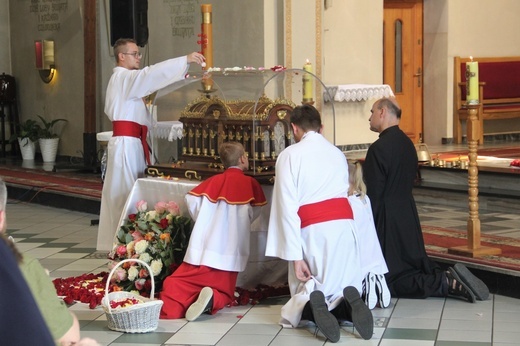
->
xmin=102 ymin=259 xmax=163 ymax=333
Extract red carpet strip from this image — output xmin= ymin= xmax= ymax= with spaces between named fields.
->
xmin=423 ymin=225 xmax=520 ymax=273
xmin=0 ymin=166 xmax=102 ymax=199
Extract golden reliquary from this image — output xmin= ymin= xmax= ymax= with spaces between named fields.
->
xmin=146 ymin=93 xmax=295 ymax=184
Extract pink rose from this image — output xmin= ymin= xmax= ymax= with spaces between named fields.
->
xmin=112 ymin=267 xmax=127 ymax=282
xmin=116 ymin=245 xmax=127 ymax=256
xmin=154 ymin=201 xmax=167 ymax=214
xmin=136 ymin=200 xmax=148 ymax=212
xmin=134 ymin=278 xmax=146 ymax=291
xmin=166 ymin=201 xmax=180 ymax=216
xmin=131 ymin=231 xmax=144 ymax=242
xmin=139 ymin=268 xmax=149 ymax=279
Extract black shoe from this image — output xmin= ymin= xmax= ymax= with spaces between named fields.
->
xmin=343 ymin=286 xmax=374 ymax=340
xmin=186 ymin=287 xmax=213 ymax=321
xmin=446 ymin=268 xmax=476 ymax=303
xmin=453 ymin=263 xmax=489 ymax=301
xmin=309 ymin=290 xmax=340 ymax=343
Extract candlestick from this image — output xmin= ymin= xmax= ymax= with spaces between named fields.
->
xmin=466 ymin=57 xmax=479 ymax=105
xmin=302 ymin=60 xmax=313 ymax=103
xmin=201 ymin=4 xmax=213 ymax=69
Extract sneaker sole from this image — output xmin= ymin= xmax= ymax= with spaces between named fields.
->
xmin=343 ymin=286 xmax=374 ymax=340
xmin=366 ymin=274 xmax=377 ymax=309
xmin=186 ymin=287 xmax=213 ymax=322
xmin=375 ymin=274 xmax=391 ymax=308
xmin=453 ymin=263 xmax=489 ymax=301
xmin=309 ymin=290 xmax=340 ymax=343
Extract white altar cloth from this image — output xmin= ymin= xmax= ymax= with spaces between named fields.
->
xmin=117 ymin=177 xmax=288 ymax=288
xmin=153 ymin=121 xmax=183 ymax=142
xmin=326 ymin=84 xmax=394 ymax=102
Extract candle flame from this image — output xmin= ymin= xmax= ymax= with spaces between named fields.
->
xmin=470 ymin=56 xmax=473 ymax=61
xmin=306 ymin=59 xmax=310 ymax=64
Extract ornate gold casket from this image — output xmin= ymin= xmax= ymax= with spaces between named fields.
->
xmin=146 ymin=69 xmax=321 ymax=184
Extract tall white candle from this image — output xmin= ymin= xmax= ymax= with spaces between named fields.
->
xmin=466 ymin=56 xmax=479 ymax=104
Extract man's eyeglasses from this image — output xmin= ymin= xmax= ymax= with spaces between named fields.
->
xmin=122 ymin=52 xmax=142 ymax=59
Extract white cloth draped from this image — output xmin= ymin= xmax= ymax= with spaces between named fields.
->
xmin=326 ymin=84 xmax=394 ymax=102
xmin=153 ymin=121 xmax=183 ymax=141
xmin=114 ymin=178 xmax=287 ymax=288
xmin=348 ymin=194 xmax=388 ymax=276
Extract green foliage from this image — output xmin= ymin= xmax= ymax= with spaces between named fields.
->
xmin=110 ymin=201 xmax=193 ymax=295
xmin=37 ymin=115 xmax=68 ymax=138
xmin=10 ymin=119 xmax=41 ymax=144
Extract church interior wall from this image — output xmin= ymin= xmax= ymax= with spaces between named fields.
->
xmin=425 ymin=0 xmax=520 ymax=144
xmin=320 ymin=0 xmax=383 ymax=145
xmin=0 ymin=1 xmax=11 ymax=75
xmin=423 ymin=0 xmax=449 ymax=144
xmin=2 ymin=0 xmax=520 ymax=160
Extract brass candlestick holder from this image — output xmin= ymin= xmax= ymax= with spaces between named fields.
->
xmin=448 ymin=103 xmax=501 ymax=258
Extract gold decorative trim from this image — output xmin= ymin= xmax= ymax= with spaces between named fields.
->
xmin=180 ymin=95 xmax=295 ymax=121
xmin=185 ymin=170 xmax=202 ymax=181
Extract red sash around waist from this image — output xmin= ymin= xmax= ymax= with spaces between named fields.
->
xmin=112 ymin=120 xmax=150 ymax=164
xmin=297 ymin=198 xmax=353 ymax=229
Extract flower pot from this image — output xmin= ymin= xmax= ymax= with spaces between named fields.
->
xmin=39 ymin=137 xmax=60 ymax=162
xmin=18 ymin=137 xmax=36 ymax=160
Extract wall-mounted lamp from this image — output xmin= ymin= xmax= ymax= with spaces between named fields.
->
xmin=35 ymin=40 xmax=56 ymax=83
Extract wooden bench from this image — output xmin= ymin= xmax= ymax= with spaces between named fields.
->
xmin=453 ymin=56 xmax=520 ymax=144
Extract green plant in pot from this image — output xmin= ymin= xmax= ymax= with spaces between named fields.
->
xmin=37 ymin=115 xmax=68 ymax=163
xmin=11 ymin=119 xmax=41 ymax=160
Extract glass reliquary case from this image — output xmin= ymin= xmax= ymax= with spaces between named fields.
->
xmin=147 ymin=67 xmax=335 ymax=184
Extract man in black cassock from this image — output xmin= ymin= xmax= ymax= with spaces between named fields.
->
xmin=363 ymin=97 xmax=489 ymax=303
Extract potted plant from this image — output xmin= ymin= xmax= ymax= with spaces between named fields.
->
xmin=12 ymin=119 xmax=41 ymax=160
xmin=37 ymin=115 xmax=68 ymax=162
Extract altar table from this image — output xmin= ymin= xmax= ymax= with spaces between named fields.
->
xmin=324 ymin=84 xmax=394 ymax=102
xmin=117 ymin=177 xmax=288 ymax=288
xmin=153 ymin=121 xmax=183 ymax=142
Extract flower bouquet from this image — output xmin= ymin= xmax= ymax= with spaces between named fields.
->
xmin=108 ymin=200 xmax=193 ymax=297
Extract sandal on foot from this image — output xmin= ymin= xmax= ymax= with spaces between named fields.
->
xmin=453 ymin=263 xmax=489 ymax=301
xmin=446 ymin=268 xmax=476 ymax=303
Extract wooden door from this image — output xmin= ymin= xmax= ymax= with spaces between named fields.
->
xmin=383 ymin=0 xmax=423 ymax=143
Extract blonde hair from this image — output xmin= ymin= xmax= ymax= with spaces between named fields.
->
xmin=347 ymin=159 xmax=366 ymax=198
xmin=219 ymin=141 xmax=245 ymax=168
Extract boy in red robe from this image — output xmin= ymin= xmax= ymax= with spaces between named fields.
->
xmin=160 ymin=141 xmax=267 ymax=320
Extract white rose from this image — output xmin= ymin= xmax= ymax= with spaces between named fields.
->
xmin=150 ymin=260 xmax=163 ymax=276
xmin=146 ymin=210 xmax=157 ymax=221
xmin=135 ymin=240 xmax=149 ymax=254
xmin=127 ymin=266 xmax=139 ymax=281
xmin=126 ymin=241 xmax=135 ymax=255
xmin=139 ymin=252 xmax=151 ymax=263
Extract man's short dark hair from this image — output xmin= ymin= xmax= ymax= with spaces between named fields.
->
xmin=113 ymin=38 xmax=137 ymax=63
xmin=377 ymin=98 xmax=402 ymax=119
xmin=290 ymin=104 xmax=322 ymax=132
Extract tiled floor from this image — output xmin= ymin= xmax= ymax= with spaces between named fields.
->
xmin=6 ymin=199 xmax=520 ymax=345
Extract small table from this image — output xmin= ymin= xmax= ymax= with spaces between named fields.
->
xmin=153 ymin=121 xmax=183 ymax=141
xmin=325 ymin=84 xmax=395 ymax=102
xmin=117 ymin=177 xmax=287 ymax=288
